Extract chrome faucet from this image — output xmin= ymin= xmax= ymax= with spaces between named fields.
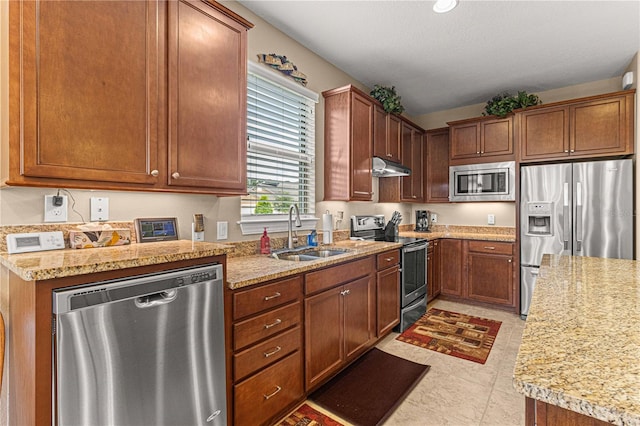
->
xmin=288 ymin=204 xmax=302 ymax=249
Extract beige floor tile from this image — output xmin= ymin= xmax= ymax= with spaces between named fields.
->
xmin=480 ymin=388 xmax=526 ymax=426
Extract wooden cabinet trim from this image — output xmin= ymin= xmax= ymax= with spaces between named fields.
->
xmin=304 ymin=256 xmax=374 ymax=295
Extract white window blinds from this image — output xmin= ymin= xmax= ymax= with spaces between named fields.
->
xmin=242 ymin=70 xmax=316 ymax=217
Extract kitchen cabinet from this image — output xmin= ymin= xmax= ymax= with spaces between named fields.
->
xmin=305 ymin=256 xmax=375 ymax=390
xmin=323 ymin=85 xmax=374 ymax=201
xmin=5 ymin=256 xmax=224 ymax=426
xmin=376 ymin=249 xmax=401 ymax=336
xmin=7 ymin=0 xmax=252 ymax=195
xmin=373 ymin=105 xmax=402 ymax=163
xmin=448 ymin=116 xmax=514 ymax=165
xmin=228 ymin=275 xmax=304 ymax=426
xmin=526 ymin=398 xmax=610 ymax=426
xmin=427 ymin=240 xmax=441 ymax=302
xmin=518 ymin=90 xmax=635 ymax=162
xmin=424 ymin=127 xmax=450 ymax=203
xmin=378 ymin=119 xmax=424 ymax=203
xmin=466 ymin=241 xmax=515 ymax=307
xmin=439 ymin=239 xmax=463 ymax=297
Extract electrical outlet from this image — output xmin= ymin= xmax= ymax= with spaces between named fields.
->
xmin=90 ymin=197 xmax=109 ymax=221
xmin=217 ymin=221 xmax=228 ymax=240
xmin=44 ymin=195 xmax=68 ymax=222
xmin=488 ymin=214 xmax=495 ymax=225
xmin=431 ymin=213 xmax=438 ymax=223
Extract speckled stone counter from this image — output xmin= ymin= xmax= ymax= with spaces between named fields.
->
xmin=513 ymin=254 xmax=640 ymax=425
xmin=0 ymin=240 xmax=234 ymax=281
xmin=400 ymin=224 xmax=515 ymax=242
xmin=226 ymin=240 xmax=401 ymax=289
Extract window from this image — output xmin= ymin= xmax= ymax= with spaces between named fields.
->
xmin=240 ymin=62 xmax=319 ymax=234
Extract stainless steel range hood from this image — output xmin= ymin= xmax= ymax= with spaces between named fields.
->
xmin=372 ymin=157 xmax=411 ymax=177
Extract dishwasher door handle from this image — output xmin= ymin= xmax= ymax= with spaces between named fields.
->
xmin=135 ymin=289 xmax=178 ymax=308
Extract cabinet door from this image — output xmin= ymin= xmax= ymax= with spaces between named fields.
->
xmin=449 ymin=123 xmax=480 ymax=160
xmin=376 ymin=265 xmax=400 ymax=336
xmin=425 ymin=128 xmax=450 ymax=203
xmin=518 ymin=106 xmax=570 ymax=161
xmin=344 ymin=276 xmax=375 ymax=362
xmin=350 ymin=92 xmax=374 ymax=200
xmin=570 ymin=94 xmax=633 ymax=156
xmin=432 ymin=240 xmax=442 ymax=297
xmin=439 ymin=239 xmax=463 ymax=296
xmin=427 ymin=245 xmax=435 ymax=301
xmin=387 ymin=114 xmax=402 ymax=162
xmin=305 ymin=286 xmax=343 ymax=390
xmin=467 ymin=252 xmax=514 ymax=306
xmin=481 ymin=117 xmax=513 ymax=156
xmin=13 ymin=0 xmax=160 ymax=185
xmin=373 ymin=105 xmax=388 ymax=160
xmin=401 ymin=122 xmax=423 ymax=201
xmin=167 ymin=0 xmax=248 ymax=192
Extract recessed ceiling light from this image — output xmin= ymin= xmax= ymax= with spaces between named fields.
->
xmin=433 ymin=0 xmax=458 ymax=13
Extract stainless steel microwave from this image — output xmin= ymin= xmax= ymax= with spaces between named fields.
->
xmin=449 ymin=161 xmax=515 ymax=202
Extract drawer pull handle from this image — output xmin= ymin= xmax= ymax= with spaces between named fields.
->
xmin=264 ymin=346 xmax=282 ymax=358
xmin=508 ymin=259 xmax=512 ymax=263
xmin=264 ymin=292 xmax=281 ymax=301
xmin=340 ymin=289 xmax=351 ymax=296
xmin=264 ymin=319 xmax=282 ymax=329
xmin=264 ymin=386 xmax=282 ymax=400
xmin=385 ymin=257 xmax=394 ymax=262
xmin=484 ymin=246 xmax=496 ymax=250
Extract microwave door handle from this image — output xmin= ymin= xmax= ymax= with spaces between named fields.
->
xmin=576 ymin=181 xmax=582 ymax=253
xmin=563 ymin=182 xmax=570 ymax=250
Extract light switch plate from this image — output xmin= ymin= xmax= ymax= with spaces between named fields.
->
xmin=217 ymin=221 xmax=228 ymax=240
xmin=488 ymin=214 xmax=495 ymax=225
xmin=90 ymin=197 xmax=109 ymax=221
xmin=44 ymin=195 xmax=68 ymax=222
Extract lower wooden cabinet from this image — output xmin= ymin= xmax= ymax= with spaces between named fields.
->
xmin=467 ymin=241 xmax=514 ymax=306
xmin=439 ymin=239 xmax=463 ymax=297
xmin=427 ymin=241 xmax=441 ymax=302
xmin=526 ymin=397 xmax=610 ymax=426
xmin=376 ymin=249 xmax=401 ymax=336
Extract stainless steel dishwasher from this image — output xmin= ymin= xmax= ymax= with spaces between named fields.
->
xmin=52 ymin=263 xmax=226 ymax=426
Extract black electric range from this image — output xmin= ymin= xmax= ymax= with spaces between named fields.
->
xmin=349 ymin=215 xmax=426 ymax=246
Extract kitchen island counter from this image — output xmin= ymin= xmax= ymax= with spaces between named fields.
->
xmin=514 ymin=254 xmax=640 ymax=425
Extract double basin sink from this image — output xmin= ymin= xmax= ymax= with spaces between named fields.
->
xmin=271 ymin=247 xmax=350 ymax=262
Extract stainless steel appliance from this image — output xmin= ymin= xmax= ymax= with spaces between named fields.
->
xmin=520 ymin=159 xmax=633 ymax=317
xmin=53 ymin=264 xmax=226 ymax=426
xmin=449 ymin=161 xmax=515 ymax=202
xmin=351 ymin=215 xmax=427 ymax=332
xmin=415 ymin=210 xmax=431 ymax=232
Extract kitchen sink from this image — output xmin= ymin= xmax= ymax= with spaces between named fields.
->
xmin=272 ymin=247 xmax=350 ymax=261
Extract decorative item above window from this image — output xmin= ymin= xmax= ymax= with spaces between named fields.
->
xmin=370 ymin=84 xmax=405 ymax=114
xmin=257 ymin=53 xmax=308 ymax=86
xmin=482 ymin=91 xmax=542 ymax=117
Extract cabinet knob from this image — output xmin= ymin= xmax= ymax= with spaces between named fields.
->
xmin=476 ymin=151 xmax=480 ymax=154
xmin=480 ymin=151 xmax=484 ymax=154
xmin=484 ymin=246 xmax=496 ymax=250
xmin=150 ymin=169 xmax=159 ymax=177
xmin=172 ymin=172 xmax=180 ymax=179
xmin=387 ymin=154 xmax=392 ymax=157
xmin=508 ymin=259 xmax=512 ymax=263
xmin=564 ymin=150 xmax=569 ymax=153
xmin=570 ymin=149 xmax=575 ymax=153
xmin=340 ymin=289 xmax=351 ymax=296
xmin=412 ymin=196 xmax=417 ymax=199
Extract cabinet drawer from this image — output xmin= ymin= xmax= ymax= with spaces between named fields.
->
xmin=376 ymin=249 xmax=400 ymax=270
xmin=234 ymin=326 xmax=302 ymax=382
xmin=305 ymin=256 xmax=374 ymax=295
xmin=233 ymin=302 xmax=301 ymax=350
xmin=233 ymin=276 xmax=302 ymax=320
xmin=234 ymin=351 xmax=303 ymax=426
xmin=467 ymin=240 xmax=513 ymax=255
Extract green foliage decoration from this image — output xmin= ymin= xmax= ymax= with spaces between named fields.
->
xmin=254 ymin=195 xmax=273 ymax=214
xmin=370 ymin=85 xmax=405 ymax=114
xmin=483 ymin=91 xmax=542 ymax=117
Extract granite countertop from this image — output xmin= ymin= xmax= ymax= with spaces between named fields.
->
xmin=400 ymin=230 xmax=515 ymax=242
xmin=226 ymin=240 xmax=401 ymax=290
xmin=513 ymin=254 xmax=640 ymax=425
xmin=0 ymin=240 xmax=233 ymax=281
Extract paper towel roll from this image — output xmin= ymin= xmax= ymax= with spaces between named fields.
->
xmin=322 ymin=211 xmax=333 ymax=244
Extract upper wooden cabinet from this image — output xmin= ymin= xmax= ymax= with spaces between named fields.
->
xmin=323 ymin=85 xmax=374 ymax=201
xmin=448 ymin=115 xmax=514 ymax=165
xmin=373 ymin=105 xmax=402 ymax=163
xmin=8 ymin=0 xmax=252 ymax=194
xmin=424 ymin=127 xmax=450 ymax=203
xmin=378 ymin=119 xmax=424 ymax=203
xmin=518 ymin=90 xmax=635 ymax=162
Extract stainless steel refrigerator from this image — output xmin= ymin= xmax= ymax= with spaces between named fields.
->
xmin=520 ymin=159 xmax=633 ymax=317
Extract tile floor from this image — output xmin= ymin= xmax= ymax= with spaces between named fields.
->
xmin=377 ymin=299 xmax=527 ymax=426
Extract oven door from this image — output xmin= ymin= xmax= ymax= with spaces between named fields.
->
xmin=400 ymin=242 xmax=427 ymax=307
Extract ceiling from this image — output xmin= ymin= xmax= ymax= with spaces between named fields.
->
xmin=237 ymin=0 xmax=640 ymax=116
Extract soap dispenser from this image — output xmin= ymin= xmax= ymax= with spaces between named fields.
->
xmin=260 ymin=227 xmax=271 ymax=254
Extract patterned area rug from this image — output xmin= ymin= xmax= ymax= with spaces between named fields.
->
xmin=277 ymin=402 xmax=345 ymax=426
xmin=397 ymin=308 xmax=502 ymax=364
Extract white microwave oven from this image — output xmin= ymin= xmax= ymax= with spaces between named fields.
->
xmin=449 ymin=161 xmax=515 ymax=202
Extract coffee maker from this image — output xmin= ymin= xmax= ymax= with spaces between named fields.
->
xmin=415 ymin=210 xmax=431 ymax=232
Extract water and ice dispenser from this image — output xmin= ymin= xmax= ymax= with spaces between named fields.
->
xmin=525 ymin=202 xmax=553 ymax=236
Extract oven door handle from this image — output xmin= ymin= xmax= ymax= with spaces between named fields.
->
xmin=403 ymin=244 xmax=428 ymax=253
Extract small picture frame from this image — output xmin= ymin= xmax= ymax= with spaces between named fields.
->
xmin=134 ymin=217 xmax=179 ymax=243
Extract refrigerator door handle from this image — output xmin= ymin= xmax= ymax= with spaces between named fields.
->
xmin=563 ymin=182 xmax=570 ymax=250
xmin=576 ymin=181 xmax=583 ymax=252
